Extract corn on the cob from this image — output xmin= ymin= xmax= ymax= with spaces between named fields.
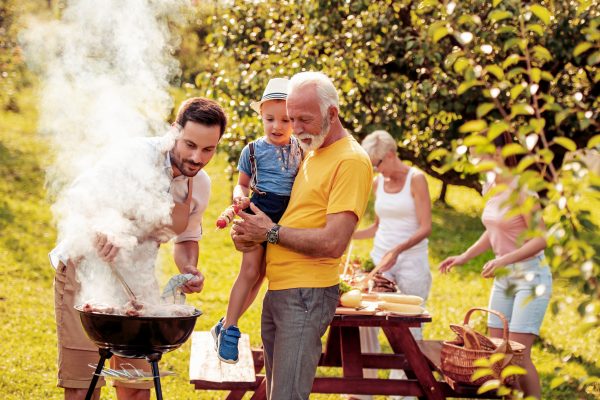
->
xmin=378 ymin=293 xmax=423 ymax=305
xmin=378 ymin=301 xmax=423 ymax=314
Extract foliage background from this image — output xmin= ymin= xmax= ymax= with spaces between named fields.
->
xmin=0 ymin=0 xmax=599 ymax=398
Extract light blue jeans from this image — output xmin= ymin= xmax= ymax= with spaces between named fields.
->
xmin=488 ymin=254 xmax=552 ymax=335
xmin=261 ymin=285 xmax=339 ymax=400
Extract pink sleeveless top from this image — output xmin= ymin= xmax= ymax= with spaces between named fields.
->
xmin=481 ymin=185 xmax=529 ymax=257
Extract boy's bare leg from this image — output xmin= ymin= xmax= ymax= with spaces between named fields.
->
xmin=241 ymin=256 xmax=266 ymax=314
xmin=224 ymin=247 xmax=264 ymax=328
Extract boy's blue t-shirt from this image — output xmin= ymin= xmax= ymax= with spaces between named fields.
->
xmin=237 ymin=136 xmax=302 ymax=196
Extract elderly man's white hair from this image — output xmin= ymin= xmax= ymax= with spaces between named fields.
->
xmin=289 ymin=71 xmax=339 ymax=115
xmin=361 ymin=130 xmax=397 ymax=160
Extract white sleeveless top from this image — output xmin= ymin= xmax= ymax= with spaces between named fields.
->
xmin=371 ymin=168 xmax=428 ymax=261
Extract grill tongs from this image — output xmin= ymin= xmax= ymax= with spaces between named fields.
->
xmin=108 ymin=262 xmax=137 ymax=302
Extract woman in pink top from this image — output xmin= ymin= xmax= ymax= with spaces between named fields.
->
xmin=438 ymin=134 xmax=552 ymax=399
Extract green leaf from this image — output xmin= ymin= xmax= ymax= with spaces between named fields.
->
xmin=477 ymin=103 xmax=496 ymax=118
xmin=530 ymin=67 xmax=541 ymax=82
xmin=477 ymin=379 xmax=500 ymax=394
xmin=574 ymin=42 xmax=592 ymax=57
xmin=526 ymin=23 xmax=544 ymax=36
xmin=555 ymin=110 xmax=571 ymax=126
xmin=550 ymin=375 xmax=568 ymax=389
xmin=587 ymin=134 xmax=600 ymax=149
xmin=427 ymin=148 xmax=449 ymax=161
xmin=501 ymin=143 xmax=527 ymax=157
xmin=587 ymin=51 xmax=600 ymax=65
xmin=457 ymin=80 xmax=483 ymax=95
xmin=530 ymin=4 xmax=551 ymax=25
xmin=530 ymin=118 xmax=545 ymax=133
xmin=488 ymin=121 xmax=510 ymax=140
xmin=510 ymin=84 xmax=525 ymax=100
xmin=432 ymin=26 xmax=450 ymax=43
xmin=464 ymin=134 xmax=490 ymax=146
xmin=502 ymin=54 xmax=520 ymax=69
xmin=472 ymin=368 xmax=494 ymax=381
xmin=474 ymin=160 xmax=498 ymax=172
xmin=444 ymin=51 xmax=464 ymax=69
xmin=493 ymin=0 xmax=503 ymax=7
xmin=554 ymin=137 xmax=577 ymax=151
xmin=459 ymin=119 xmax=488 ymax=133
xmin=506 ymin=67 xmax=526 ymax=80
xmin=510 ymin=103 xmax=534 ymax=117
xmin=501 ymin=365 xmax=527 ymax=379
xmin=516 ymin=155 xmax=536 ymax=172
xmin=454 ymin=57 xmax=470 ymax=74
xmin=484 ymin=64 xmax=504 ymax=80
xmin=533 ymin=45 xmax=553 ymax=62
xmin=541 ymin=71 xmax=554 ymax=81
xmin=504 ymin=38 xmax=526 ymax=52
xmin=488 ymin=10 xmax=513 ymax=22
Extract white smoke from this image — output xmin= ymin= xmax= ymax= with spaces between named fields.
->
xmin=21 ymin=0 xmax=190 ymax=306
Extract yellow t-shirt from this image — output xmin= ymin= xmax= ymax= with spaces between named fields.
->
xmin=265 ymin=135 xmax=373 ymax=290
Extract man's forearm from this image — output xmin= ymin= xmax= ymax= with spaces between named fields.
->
xmin=276 ymin=212 xmax=358 ymax=259
xmin=278 ymin=226 xmax=342 ymax=258
xmin=174 ymin=241 xmax=199 ymax=271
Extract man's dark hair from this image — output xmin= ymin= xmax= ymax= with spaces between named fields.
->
xmin=175 ymin=97 xmax=227 ymax=137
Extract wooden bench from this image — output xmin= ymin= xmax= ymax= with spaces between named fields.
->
xmin=189 ymin=331 xmax=266 ymax=400
xmin=189 ymin=333 xmax=501 ymax=399
xmin=417 ymin=340 xmax=502 ymax=399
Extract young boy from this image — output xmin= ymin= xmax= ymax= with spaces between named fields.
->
xmin=212 ymin=78 xmax=302 ymax=363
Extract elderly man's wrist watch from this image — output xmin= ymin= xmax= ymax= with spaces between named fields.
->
xmin=266 ymin=224 xmax=281 ymax=244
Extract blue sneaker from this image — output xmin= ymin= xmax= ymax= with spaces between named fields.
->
xmin=210 ymin=317 xmax=224 ymax=351
xmin=217 ymin=325 xmax=241 ymax=364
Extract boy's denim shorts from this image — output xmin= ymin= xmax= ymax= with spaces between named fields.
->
xmin=246 ymin=192 xmax=290 ymax=248
xmin=487 ymin=254 xmax=552 ymax=335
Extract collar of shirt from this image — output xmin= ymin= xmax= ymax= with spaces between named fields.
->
xmin=164 ymin=151 xmax=188 ymax=183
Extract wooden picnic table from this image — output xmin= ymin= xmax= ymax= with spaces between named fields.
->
xmin=317 ymin=311 xmax=445 ymax=399
xmin=190 ymin=311 xmax=501 ymax=399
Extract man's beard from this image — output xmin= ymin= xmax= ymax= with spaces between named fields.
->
xmin=171 ymin=152 xmax=204 ymax=177
xmin=296 ymin=115 xmax=330 ymax=153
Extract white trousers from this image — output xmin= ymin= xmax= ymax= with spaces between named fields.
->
xmin=351 ymin=250 xmax=431 ymax=400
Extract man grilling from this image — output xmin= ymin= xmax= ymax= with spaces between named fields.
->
xmin=49 ymin=97 xmax=227 ymax=400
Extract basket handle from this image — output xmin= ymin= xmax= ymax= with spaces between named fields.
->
xmin=461 ymin=324 xmax=481 ymax=350
xmin=463 ymin=307 xmax=509 ymax=343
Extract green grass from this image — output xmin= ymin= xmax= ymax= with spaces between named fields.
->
xmin=1 ymin=89 xmax=599 ymax=399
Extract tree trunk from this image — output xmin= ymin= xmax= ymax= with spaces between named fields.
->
xmin=438 ymin=182 xmax=448 ymax=205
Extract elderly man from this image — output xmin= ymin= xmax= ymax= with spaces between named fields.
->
xmin=50 ymin=97 xmax=227 ymax=400
xmin=232 ymin=72 xmax=373 ymax=399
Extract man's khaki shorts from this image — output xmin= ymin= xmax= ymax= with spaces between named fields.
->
xmin=54 ymin=261 xmax=152 ymax=390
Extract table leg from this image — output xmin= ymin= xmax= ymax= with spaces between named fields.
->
xmin=340 ymin=326 xmax=364 ymax=378
xmin=250 ymin=377 xmax=267 ymax=400
xmin=383 ymin=326 xmax=445 ymax=400
xmin=322 ymin=325 xmax=342 ymax=366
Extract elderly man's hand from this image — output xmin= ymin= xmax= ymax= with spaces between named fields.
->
xmin=231 ymin=203 xmax=274 ymax=252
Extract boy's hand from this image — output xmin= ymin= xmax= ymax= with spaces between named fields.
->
xmin=233 ymin=196 xmax=251 ymax=210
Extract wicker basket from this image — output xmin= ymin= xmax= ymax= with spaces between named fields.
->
xmin=440 ymin=307 xmax=524 ymax=386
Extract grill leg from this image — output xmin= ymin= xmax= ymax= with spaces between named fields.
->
xmin=147 ymin=353 xmax=163 ymax=400
xmin=86 ymin=348 xmax=112 ymax=400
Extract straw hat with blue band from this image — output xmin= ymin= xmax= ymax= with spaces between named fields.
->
xmin=250 ymin=77 xmax=290 ymax=113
